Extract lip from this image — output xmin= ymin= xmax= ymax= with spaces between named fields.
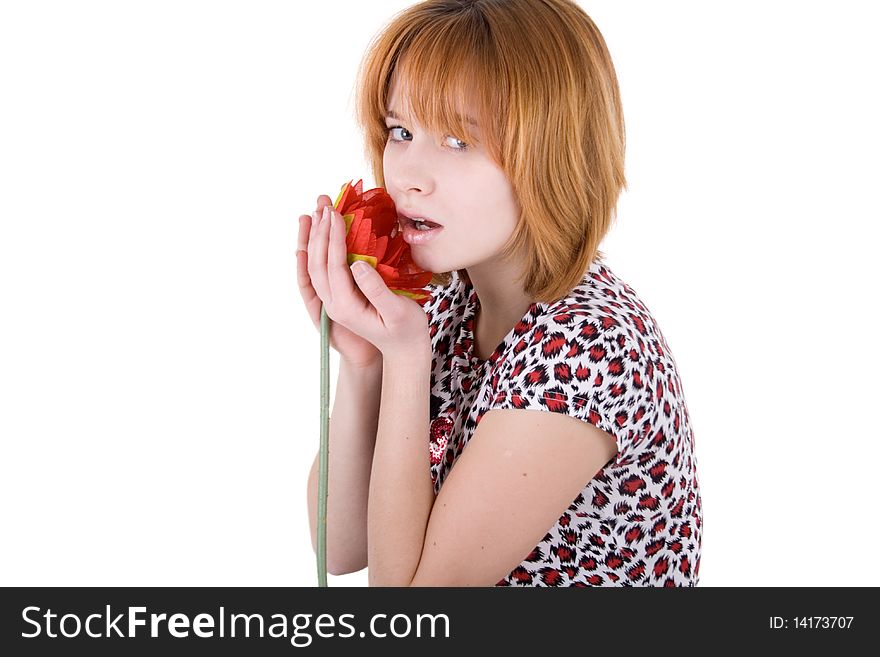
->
xmin=397 ymin=210 xmax=443 ymax=229
xmin=401 ymin=220 xmax=444 ymax=245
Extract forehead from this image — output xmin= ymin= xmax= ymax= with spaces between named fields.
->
xmin=385 ymin=76 xmax=480 ymax=127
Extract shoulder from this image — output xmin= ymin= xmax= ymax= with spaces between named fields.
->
xmin=486 ymin=261 xmax=658 ymax=464
xmin=543 ymin=260 xmax=653 ymax=348
xmin=494 ymin=261 xmax=650 ymax=383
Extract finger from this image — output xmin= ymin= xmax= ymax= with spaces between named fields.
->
xmin=350 ymin=259 xmax=399 ymax=321
xmin=295 ymin=218 xmax=321 ymax=325
xmin=297 ymin=213 xmax=311 ymax=252
xmin=296 ymin=249 xmax=320 ymax=326
xmin=316 ymin=194 xmax=334 ymax=213
xmin=308 ymin=206 xmax=332 ymax=304
xmin=326 ymin=207 xmax=361 ymax=312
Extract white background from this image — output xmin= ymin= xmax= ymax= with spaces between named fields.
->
xmin=1 ymin=1 xmax=877 ymax=587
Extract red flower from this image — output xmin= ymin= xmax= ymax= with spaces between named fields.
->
xmin=333 ymin=179 xmax=434 ymax=305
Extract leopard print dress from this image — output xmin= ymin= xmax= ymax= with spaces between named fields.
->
xmin=423 ymin=260 xmax=702 ymax=586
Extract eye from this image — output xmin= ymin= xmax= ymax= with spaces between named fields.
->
xmin=445 ymin=135 xmax=469 ymax=151
xmin=385 ymin=126 xmax=469 ymax=152
xmin=386 ymin=126 xmax=412 ymax=143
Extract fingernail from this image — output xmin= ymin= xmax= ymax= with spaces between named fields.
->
xmin=322 ymin=206 xmax=329 ymax=225
xmin=351 ymin=261 xmax=368 ymax=279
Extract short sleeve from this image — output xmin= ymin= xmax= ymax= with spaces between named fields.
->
xmin=486 ymin=313 xmax=656 ymax=466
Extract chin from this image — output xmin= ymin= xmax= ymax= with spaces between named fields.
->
xmin=410 ymin=250 xmax=439 ymax=272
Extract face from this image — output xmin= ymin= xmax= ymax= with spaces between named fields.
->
xmin=382 ymin=77 xmax=520 ymax=277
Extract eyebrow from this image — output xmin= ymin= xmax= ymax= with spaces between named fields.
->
xmin=385 ymin=109 xmax=479 ymax=128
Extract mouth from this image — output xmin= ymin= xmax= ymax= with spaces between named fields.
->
xmin=398 ymin=214 xmax=443 ymax=231
xmin=398 ymin=213 xmax=445 ymax=245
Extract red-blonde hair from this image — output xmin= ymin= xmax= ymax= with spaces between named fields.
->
xmin=354 ymin=0 xmax=626 ymax=302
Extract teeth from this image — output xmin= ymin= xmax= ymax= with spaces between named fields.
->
xmin=413 ymin=218 xmax=433 ymax=231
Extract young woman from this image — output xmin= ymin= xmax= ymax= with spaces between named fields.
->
xmin=299 ymin=0 xmax=702 ymax=586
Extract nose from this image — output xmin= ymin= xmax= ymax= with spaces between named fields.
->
xmin=385 ymin=138 xmax=435 ymax=197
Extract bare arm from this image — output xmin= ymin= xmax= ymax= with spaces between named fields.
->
xmin=307 ymin=358 xmax=383 ymax=575
xmin=367 ymin=347 xmax=434 ymax=586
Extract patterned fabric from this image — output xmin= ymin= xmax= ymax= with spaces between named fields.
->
xmin=423 ymin=260 xmax=702 ymax=586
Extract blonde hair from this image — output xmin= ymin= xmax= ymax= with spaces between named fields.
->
xmin=354 ymin=0 xmax=626 ymax=303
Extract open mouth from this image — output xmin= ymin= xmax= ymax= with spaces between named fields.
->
xmin=399 ymin=215 xmax=444 ymax=245
xmin=400 ymin=216 xmax=443 ymax=231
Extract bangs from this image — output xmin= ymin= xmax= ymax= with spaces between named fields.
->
xmin=391 ymin=46 xmax=492 ymax=150
xmin=362 ymin=7 xmax=502 ymax=160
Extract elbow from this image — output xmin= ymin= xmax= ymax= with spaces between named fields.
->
xmin=310 ymin=536 xmax=367 ymax=576
xmin=328 ymin=558 xmax=367 ymax=577
xmin=367 ymin=571 xmax=416 ymax=587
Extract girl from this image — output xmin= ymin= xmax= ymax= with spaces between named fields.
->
xmin=299 ymin=0 xmax=701 ymax=586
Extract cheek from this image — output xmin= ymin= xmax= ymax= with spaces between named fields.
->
xmin=382 ymin=142 xmax=396 ymax=173
xmin=465 ymin=218 xmax=517 ymax=255
xmin=382 ymin=147 xmax=391 ymax=178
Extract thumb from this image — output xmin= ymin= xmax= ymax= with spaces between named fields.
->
xmin=350 ymin=261 xmax=395 ymax=309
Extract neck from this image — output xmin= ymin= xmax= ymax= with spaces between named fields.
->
xmin=465 ymin=262 xmax=535 ymax=361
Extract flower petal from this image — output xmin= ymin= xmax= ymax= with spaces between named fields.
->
xmin=334 ymin=178 xmax=433 ymax=301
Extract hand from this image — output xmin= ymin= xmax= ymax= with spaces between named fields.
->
xmin=297 ymin=195 xmax=382 ymax=369
xmin=304 ymin=201 xmax=430 ymax=358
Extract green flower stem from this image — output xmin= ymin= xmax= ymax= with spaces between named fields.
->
xmin=317 ymin=304 xmax=330 ymax=587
